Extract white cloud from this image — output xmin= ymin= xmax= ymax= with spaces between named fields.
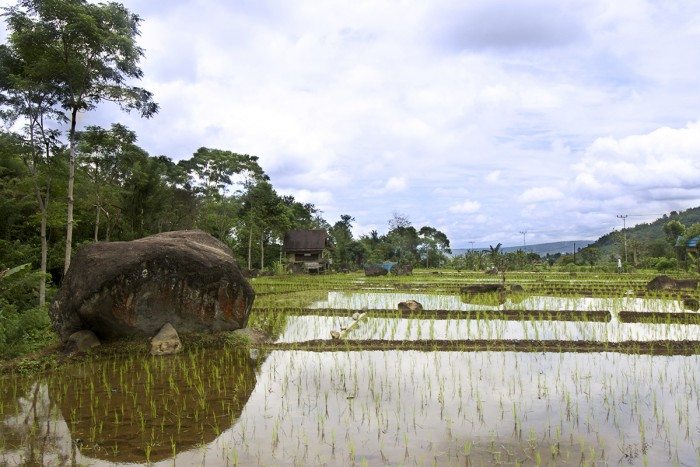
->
xmin=382 ymin=176 xmax=408 ymax=193
xmin=8 ymin=0 xmax=700 ymax=247
xmin=449 ymin=200 xmax=482 ymax=214
xmin=519 ymin=187 xmax=564 ymax=203
xmin=277 ymin=188 xmax=334 ymax=206
xmin=485 ymin=170 xmax=501 ymax=183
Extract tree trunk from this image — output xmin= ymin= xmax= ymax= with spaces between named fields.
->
xmin=39 ymin=201 xmax=47 ymax=306
xmin=63 ymin=108 xmax=78 ymax=273
xmin=29 ymin=118 xmax=49 ymax=307
xmin=260 ymin=232 xmax=265 ymax=270
xmin=93 ymin=163 xmax=100 ymax=242
xmin=247 ymin=226 xmax=253 ymax=270
xmin=94 ymin=202 xmax=100 ymax=242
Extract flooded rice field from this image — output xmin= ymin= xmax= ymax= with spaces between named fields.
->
xmin=2 ymin=350 xmax=698 ymax=465
xmin=272 ymin=291 xmax=700 ymax=344
xmin=2 ymin=276 xmax=700 ymax=466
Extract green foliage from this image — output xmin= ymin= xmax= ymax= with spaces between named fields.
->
xmin=0 ymin=265 xmax=54 ymax=358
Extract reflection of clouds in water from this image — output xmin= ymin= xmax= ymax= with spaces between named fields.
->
xmin=279 ymin=291 xmax=699 ymax=343
xmin=224 ymin=351 xmax=700 ymax=465
xmin=309 ymin=291 xmax=685 ymax=312
xmin=345 ymin=317 xmax=700 ymax=342
xmin=2 ymin=350 xmax=699 ymax=466
xmin=1 ymin=383 xmax=78 ymax=466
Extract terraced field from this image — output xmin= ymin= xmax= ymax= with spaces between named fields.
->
xmin=1 ymin=271 xmax=699 ymax=465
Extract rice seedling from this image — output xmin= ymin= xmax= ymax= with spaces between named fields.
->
xmin=1 ymin=271 xmax=698 ymax=465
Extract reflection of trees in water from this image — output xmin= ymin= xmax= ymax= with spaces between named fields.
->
xmin=0 ymin=382 xmax=75 ymax=465
xmin=0 ymin=348 xmax=262 ymax=465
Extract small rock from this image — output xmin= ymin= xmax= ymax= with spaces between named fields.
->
xmin=682 ymin=296 xmax=700 ymax=311
xmin=330 ymin=330 xmax=341 ymax=339
xmin=66 ymin=330 xmax=101 ymax=354
xmin=351 ymin=312 xmax=361 ymax=321
xmin=150 ymin=323 xmax=182 ymax=356
xmin=398 ymin=300 xmax=423 ymax=312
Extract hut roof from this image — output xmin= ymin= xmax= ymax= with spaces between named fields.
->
xmin=283 ymin=229 xmax=328 ymax=252
xmin=688 ymin=236 xmax=700 ymax=248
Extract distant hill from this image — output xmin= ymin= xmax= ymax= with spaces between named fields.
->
xmin=582 ymin=206 xmax=700 ymax=258
xmin=452 ymin=240 xmax=591 ymax=257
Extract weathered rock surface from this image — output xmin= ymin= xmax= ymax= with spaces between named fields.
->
xmin=647 ymin=275 xmax=698 ymax=291
xmin=66 ymin=330 xmax=101 ymax=354
xmin=150 ymin=323 xmax=182 ymax=356
xmin=50 ymin=230 xmax=255 ymax=342
xmin=364 ymin=265 xmax=388 ymax=277
xmin=398 ymin=300 xmax=423 ymax=312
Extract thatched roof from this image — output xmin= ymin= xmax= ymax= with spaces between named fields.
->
xmin=283 ymin=229 xmax=328 ymax=252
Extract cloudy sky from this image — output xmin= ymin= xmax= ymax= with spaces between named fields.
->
xmin=6 ymin=0 xmax=700 ymax=247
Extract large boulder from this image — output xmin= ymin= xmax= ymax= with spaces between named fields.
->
xmin=50 ymin=230 xmax=254 ymax=342
xmin=364 ymin=265 xmax=388 ymax=277
xmin=647 ymin=275 xmax=698 ymax=291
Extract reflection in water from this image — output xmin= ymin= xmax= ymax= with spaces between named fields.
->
xmin=309 ymin=291 xmax=686 ymax=313
xmin=274 ymin=292 xmax=699 ymax=343
xmin=0 ymin=348 xmax=260 ymax=465
xmin=2 ymin=350 xmax=699 ymax=466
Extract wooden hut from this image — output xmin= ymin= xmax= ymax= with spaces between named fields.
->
xmin=283 ymin=229 xmax=331 ymax=273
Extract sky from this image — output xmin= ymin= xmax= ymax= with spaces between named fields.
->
xmin=4 ymin=0 xmax=700 ymax=247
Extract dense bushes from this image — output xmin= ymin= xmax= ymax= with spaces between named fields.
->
xmin=0 ymin=266 xmax=54 ymax=359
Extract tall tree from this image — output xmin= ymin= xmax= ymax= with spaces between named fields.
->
xmin=0 ymin=38 xmax=64 ymax=305
xmin=418 ymin=226 xmax=451 ymax=268
xmin=76 ymin=124 xmax=137 ymax=241
xmin=5 ymin=0 xmax=158 ymax=273
xmin=179 ymin=148 xmax=268 ymax=198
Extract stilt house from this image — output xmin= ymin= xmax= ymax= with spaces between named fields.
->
xmin=283 ymin=229 xmax=331 ymax=273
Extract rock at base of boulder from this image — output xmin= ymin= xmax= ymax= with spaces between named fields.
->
xmin=398 ymin=300 xmax=423 ymax=312
xmin=364 ymin=265 xmax=388 ymax=277
xmin=150 ymin=323 xmax=182 ymax=356
xmin=66 ymin=330 xmax=101 ymax=354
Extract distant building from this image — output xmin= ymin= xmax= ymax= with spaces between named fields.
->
xmin=686 ymin=236 xmax=700 ymax=254
xmin=283 ymin=229 xmax=332 ymax=273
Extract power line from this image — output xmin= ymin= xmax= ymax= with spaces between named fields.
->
xmin=518 ymin=231 xmax=528 ymax=251
xmin=616 ymin=214 xmax=628 ymax=263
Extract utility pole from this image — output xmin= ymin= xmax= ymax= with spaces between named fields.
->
xmin=616 ymin=214 xmax=628 ymax=263
xmin=519 ymin=231 xmax=528 ymax=252
xmin=469 ymin=241 xmax=475 ymax=251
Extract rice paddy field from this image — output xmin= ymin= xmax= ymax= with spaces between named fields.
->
xmin=1 ymin=270 xmax=699 ymax=466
